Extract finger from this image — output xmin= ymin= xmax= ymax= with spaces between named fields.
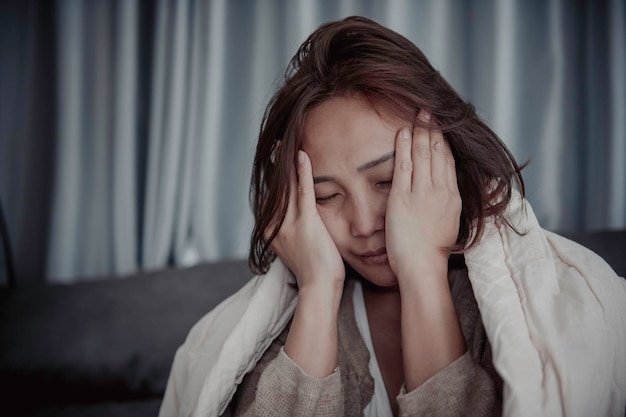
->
xmin=286 ymin=165 xmax=298 ymax=221
xmin=392 ymin=128 xmax=413 ymax=193
xmin=443 ymin=139 xmax=459 ymax=193
xmin=430 ymin=126 xmax=447 ymax=187
xmin=412 ymin=109 xmax=432 ymax=190
xmin=296 ymin=150 xmax=316 ymax=215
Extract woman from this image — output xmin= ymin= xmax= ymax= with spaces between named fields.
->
xmin=160 ymin=16 xmax=626 ymax=417
xmin=234 ymin=15 xmax=516 ymax=416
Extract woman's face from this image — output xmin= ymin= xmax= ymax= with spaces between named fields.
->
xmin=302 ymin=95 xmax=410 ymax=287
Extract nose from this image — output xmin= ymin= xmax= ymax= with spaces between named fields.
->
xmin=348 ymin=194 xmax=385 ymax=238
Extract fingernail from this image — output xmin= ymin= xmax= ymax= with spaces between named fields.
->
xmin=401 ymin=128 xmax=411 ymax=140
xmin=298 ymin=150 xmax=305 ymax=164
xmin=421 ymin=110 xmax=431 ymax=121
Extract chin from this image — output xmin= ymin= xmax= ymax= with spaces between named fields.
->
xmin=345 ymin=258 xmax=398 ymax=288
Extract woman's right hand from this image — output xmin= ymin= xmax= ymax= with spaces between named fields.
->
xmin=269 ymin=150 xmax=344 ymax=378
xmin=266 ymin=150 xmax=345 ymax=293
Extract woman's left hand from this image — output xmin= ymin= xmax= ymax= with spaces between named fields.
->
xmin=385 ymin=109 xmax=462 ymax=283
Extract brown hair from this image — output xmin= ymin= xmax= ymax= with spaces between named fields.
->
xmin=249 ymin=16 xmax=525 ymax=274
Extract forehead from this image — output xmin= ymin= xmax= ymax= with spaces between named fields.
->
xmin=302 ymin=96 xmax=404 ymax=171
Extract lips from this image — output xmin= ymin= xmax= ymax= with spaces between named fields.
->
xmin=359 ymin=248 xmax=386 ymax=257
xmin=358 ymin=247 xmax=388 ymax=265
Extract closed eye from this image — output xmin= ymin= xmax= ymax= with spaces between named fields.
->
xmin=377 ymin=180 xmax=392 ymax=188
xmin=315 ymin=194 xmax=338 ymax=204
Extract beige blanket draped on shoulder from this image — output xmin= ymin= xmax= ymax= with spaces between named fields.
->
xmin=159 ymin=192 xmax=626 ymax=417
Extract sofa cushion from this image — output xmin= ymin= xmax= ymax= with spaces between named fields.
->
xmin=28 ymin=398 xmax=163 ymax=417
xmin=0 ymin=260 xmax=251 ymax=412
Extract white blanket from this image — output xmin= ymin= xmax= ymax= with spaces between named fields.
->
xmin=159 ymin=194 xmax=626 ymax=417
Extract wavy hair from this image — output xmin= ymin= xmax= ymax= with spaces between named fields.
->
xmin=249 ymin=16 xmax=525 ymax=274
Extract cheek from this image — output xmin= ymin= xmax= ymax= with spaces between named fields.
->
xmin=318 ymin=209 xmax=349 ymax=249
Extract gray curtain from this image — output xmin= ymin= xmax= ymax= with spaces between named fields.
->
xmin=1 ymin=0 xmax=624 ymax=284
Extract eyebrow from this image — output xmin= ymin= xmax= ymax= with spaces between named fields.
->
xmin=357 ymin=150 xmax=396 ymax=172
xmin=313 ymin=150 xmax=395 ymax=184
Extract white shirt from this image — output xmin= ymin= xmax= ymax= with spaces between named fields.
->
xmin=352 ymin=280 xmax=395 ymax=417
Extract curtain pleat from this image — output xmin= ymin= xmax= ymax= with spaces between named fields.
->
xmin=537 ymin=0 xmax=565 ymax=230
xmin=609 ymin=0 xmax=626 ymax=228
xmin=112 ymin=0 xmax=139 ymax=275
xmin=48 ymin=0 xmax=84 ymax=281
xmin=142 ymin=0 xmax=190 ymax=269
xmin=82 ymin=0 xmax=112 ymax=275
xmin=191 ymin=0 xmax=226 ymax=261
xmin=172 ymin=0 xmax=206 ymax=267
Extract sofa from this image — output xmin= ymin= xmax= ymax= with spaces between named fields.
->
xmin=1 ymin=230 xmax=625 ymax=417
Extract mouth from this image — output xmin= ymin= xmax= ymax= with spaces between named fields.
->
xmin=357 ymin=247 xmax=388 ymax=265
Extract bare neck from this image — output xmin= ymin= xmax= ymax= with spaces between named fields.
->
xmin=360 ymin=278 xmax=401 ymax=325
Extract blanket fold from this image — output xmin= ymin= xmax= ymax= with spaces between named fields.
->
xmin=465 ymin=193 xmax=626 ymax=417
xmin=160 ymin=193 xmax=626 ymax=417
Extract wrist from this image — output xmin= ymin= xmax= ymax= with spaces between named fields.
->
xmin=394 ymin=253 xmax=449 ymax=284
xmin=286 ymin=279 xmax=341 ymax=379
xmin=298 ymin=279 xmax=344 ymax=311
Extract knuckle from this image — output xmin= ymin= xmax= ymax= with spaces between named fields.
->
xmin=297 ymin=184 xmax=308 ymax=195
xmin=417 ymin=144 xmax=431 ymax=158
xmin=400 ymin=159 xmax=413 ymax=172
